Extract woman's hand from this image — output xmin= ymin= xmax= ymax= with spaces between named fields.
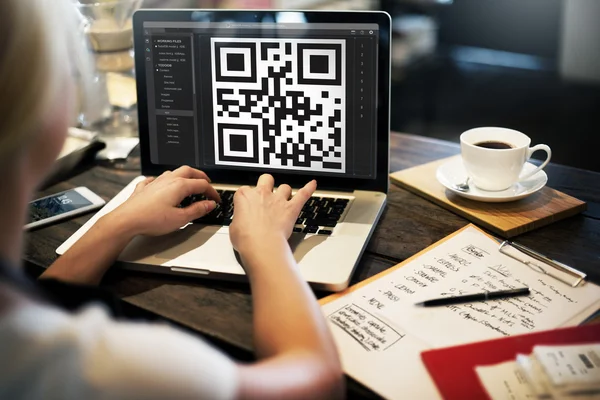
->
xmin=111 ymin=166 xmax=221 ymax=237
xmin=42 ymin=166 xmax=220 ymax=285
xmin=228 ymin=175 xmax=344 ymax=399
xmin=229 ymin=174 xmax=316 ymax=255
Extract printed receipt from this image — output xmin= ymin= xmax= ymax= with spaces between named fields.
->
xmin=320 ymin=226 xmax=600 ymax=400
xmin=476 ymin=344 xmax=600 ymax=400
xmin=534 ymin=344 xmax=600 ymax=387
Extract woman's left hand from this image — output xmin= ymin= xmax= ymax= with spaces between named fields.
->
xmin=110 ymin=166 xmax=221 ymax=237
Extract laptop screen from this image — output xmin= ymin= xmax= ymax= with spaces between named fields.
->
xmin=140 ymin=15 xmax=381 ymax=181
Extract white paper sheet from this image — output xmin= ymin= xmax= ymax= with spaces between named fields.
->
xmin=378 ymin=227 xmax=600 ymax=348
xmin=534 ymin=344 xmax=600 ymax=387
xmin=516 ymin=353 xmax=552 ymax=397
xmin=323 ymin=297 xmax=441 ymax=400
xmin=321 ymin=226 xmax=600 ymax=399
xmin=476 ymin=360 xmax=537 ymax=400
xmin=477 ymin=357 xmax=600 ymax=400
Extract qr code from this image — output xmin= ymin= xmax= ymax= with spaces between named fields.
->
xmin=210 ymin=38 xmax=346 ymax=173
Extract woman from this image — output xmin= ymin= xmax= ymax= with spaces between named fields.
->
xmin=0 ymin=1 xmax=343 ymax=398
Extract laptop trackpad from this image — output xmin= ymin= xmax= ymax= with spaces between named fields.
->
xmin=289 ymin=233 xmax=329 ymax=263
xmin=118 ymin=226 xmax=332 ymax=270
xmin=119 ymin=224 xmax=222 ymax=262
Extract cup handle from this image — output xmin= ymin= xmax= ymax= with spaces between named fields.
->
xmin=519 ymin=144 xmax=552 ymax=181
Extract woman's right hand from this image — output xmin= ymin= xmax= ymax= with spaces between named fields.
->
xmin=229 ymin=174 xmax=316 ymax=256
xmin=228 ymin=175 xmax=344 ymax=399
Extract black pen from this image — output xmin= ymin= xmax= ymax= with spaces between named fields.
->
xmin=415 ymin=287 xmax=530 ymax=307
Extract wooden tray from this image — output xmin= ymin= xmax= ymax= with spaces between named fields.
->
xmin=390 ymin=155 xmax=587 ymax=237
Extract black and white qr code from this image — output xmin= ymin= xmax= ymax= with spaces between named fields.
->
xmin=211 ymin=38 xmax=346 ymax=173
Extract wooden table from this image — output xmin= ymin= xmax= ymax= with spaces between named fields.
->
xmin=23 ymin=132 xmax=600 ymax=398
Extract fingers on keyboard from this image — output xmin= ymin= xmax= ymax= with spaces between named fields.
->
xmin=185 ymin=191 xmax=350 ymax=234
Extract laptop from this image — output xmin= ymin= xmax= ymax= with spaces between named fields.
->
xmin=57 ymin=9 xmax=391 ymax=291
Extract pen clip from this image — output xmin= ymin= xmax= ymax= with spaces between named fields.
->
xmin=498 ymin=241 xmax=586 ymax=288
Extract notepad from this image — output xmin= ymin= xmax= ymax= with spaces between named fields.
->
xmin=319 ymin=224 xmax=600 ymax=400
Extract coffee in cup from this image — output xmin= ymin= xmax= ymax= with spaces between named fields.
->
xmin=460 ymin=127 xmax=551 ymax=191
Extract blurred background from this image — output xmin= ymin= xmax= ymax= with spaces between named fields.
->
xmin=143 ymin=0 xmax=600 ymax=172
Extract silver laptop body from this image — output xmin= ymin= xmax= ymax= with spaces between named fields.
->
xmin=58 ymin=9 xmax=392 ymax=291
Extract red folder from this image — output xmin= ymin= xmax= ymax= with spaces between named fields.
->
xmin=421 ymin=324 xmax=600 ymax=400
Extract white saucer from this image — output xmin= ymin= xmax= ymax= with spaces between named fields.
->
xmin=436 ymin=157 xmax=548 ymax=203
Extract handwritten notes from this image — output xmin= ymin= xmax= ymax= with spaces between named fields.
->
xmin=328 ymin=304 xmax=404 ymax=352
xmin=320 ymin=225 xmax=600 ymax=400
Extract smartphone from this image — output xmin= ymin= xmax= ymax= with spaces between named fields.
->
xmin=25 ymin=187 xmax=106 ymax=230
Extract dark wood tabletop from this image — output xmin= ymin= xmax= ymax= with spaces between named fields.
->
xmin=23 ymin=132 xmax=600 ymax=398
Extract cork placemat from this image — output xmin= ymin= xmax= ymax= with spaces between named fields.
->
xmin=390 ymin=155 xmax=587 ymax=237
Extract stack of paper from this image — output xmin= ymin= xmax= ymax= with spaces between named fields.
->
xmin=477 ymin=343 xmax=600 ymax=399
xmin=519 ymin=344 xmax=600 ymax=399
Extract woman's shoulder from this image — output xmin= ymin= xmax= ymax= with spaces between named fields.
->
xmin=0 ymin=293 xmax=104 ymax=345
xmin=0 ymin=282 xmax=28 ymax=316
xmin=0 ymin=295 xmax=240 ymax=400
xmin=0 ymin=298 xmax=102 ymax=397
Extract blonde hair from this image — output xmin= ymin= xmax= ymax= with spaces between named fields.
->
xmin=0 ymin=0 xmax=91 ymax=164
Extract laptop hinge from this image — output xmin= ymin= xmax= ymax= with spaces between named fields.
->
xmin=211 ymin=182 xmax=354 ymax=194
xmin=310 ymin=185 xmax=354 ymax=193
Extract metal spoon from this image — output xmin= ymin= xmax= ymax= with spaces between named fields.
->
xmin=453 ymin=177 xmax=471 ymax=192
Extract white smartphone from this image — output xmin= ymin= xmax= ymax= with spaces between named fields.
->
xmin=25 ymin=187 xmax=106 ymax=230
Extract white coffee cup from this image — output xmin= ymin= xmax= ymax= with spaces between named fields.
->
xmin=460 ymin=127 xmax=551 ymax=191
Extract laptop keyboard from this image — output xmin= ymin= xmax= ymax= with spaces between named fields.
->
xmin=180 ymin=189 xmax=350 ymax=235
